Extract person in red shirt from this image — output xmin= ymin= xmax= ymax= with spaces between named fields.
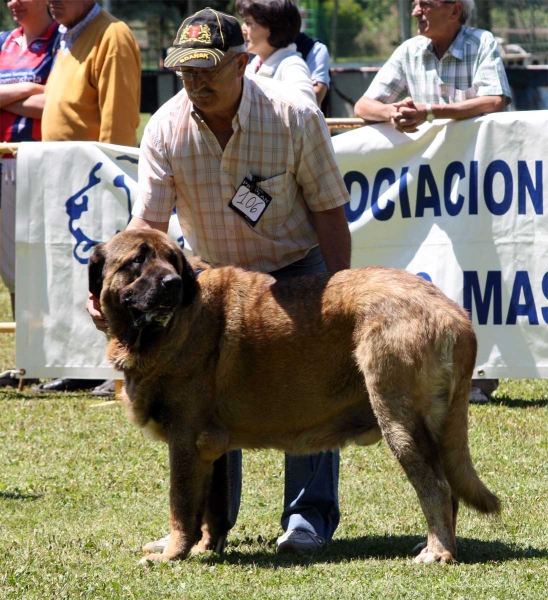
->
xmin=0 ymin=0 xmax=59 ymax=142
xmin=0 ymin=0 xmax=59 ymax=388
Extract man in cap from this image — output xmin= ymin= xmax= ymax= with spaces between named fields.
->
xmin=87 ymin=7 xmax=351 ymax=557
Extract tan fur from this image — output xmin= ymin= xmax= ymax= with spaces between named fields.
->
xmin=88 ymin=229 xmax=500 ymax=565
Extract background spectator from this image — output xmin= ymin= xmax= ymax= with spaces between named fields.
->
xmin=236 ymin=0 xmax=315 ymax=105
xmin=354 ymin=0 xmax=507 ymax=403
xmin=33 ymin=0 xmax=141 ymax=394
xmin=41 ymin=0 xmax=140 ymax=146
xmin=295 ymin=31 xmax=330 ymax=109
xmin=354 ymin=0 xmax=511 ymax=133
xmin=0 ymin=0 xmax=59 ymax=388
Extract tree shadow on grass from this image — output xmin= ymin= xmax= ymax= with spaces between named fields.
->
xmin=212 ymin=534 xmax=548 ymax=568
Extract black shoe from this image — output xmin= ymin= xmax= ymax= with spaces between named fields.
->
xmin=31 ymin=378 xmax=105 ymax=393
xmin=0 ymin=376 xmax=19 ymax=388
xmin=0 ymin=377 xmax=39 ymax=389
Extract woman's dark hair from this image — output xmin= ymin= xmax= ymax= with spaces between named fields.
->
xmin=235 ymin=0 xmax=302 ymax=49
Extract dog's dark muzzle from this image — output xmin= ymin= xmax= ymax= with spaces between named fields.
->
xmin=123 ymin=273 xmax=183 ymax=329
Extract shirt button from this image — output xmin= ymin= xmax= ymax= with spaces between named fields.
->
xmin=228 ymin=230 xmax=235 ymax=237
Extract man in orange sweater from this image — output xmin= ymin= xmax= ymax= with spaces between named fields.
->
xmin=35 ymin=0 xmax=141 ymax=393
xmin=42 ymin=0 xmax=140 ymax=145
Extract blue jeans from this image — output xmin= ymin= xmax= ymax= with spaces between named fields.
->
xmin=226 ymin=246 xmax=341 ymax=542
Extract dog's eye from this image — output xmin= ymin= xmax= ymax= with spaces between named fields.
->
xmin=167 ymin=251 xmax=179 ymax=270
xmin=133 ymin=255 xmax=146 ymax=264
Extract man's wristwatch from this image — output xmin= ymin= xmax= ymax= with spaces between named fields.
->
xmin=425 ymin=103 xmax=435 ymax=123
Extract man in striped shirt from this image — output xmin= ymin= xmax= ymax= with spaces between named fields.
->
xmin=87 ymin=8 xmax=351 ymax=556
xmin=354 ymin=0 xmax=511 ymax=133
xmin=354 ymin=0 xmax=505 ymax=404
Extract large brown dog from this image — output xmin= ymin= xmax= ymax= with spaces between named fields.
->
xmin=89 ymin=229 xmax=500 ymax=565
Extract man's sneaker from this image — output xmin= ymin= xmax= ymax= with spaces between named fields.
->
xmin=469 ymin=386 xmax=489 ymax=404
xmin=276 ymin=529 xmax=325 ymax=554
xmin=142 ymin=534 xmax=170 ymax=554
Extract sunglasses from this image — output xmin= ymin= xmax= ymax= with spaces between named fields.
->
xmin=412 ymin=1 xmax=457 ymax=13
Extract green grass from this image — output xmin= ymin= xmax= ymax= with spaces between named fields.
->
xmin=0 ymin=280 xmax=547 ymax=599
xmin=137 ymin=113 xmax=151 ymax=146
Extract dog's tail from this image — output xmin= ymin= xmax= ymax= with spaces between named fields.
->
xmin=439 ymin=334 xmax=501 ymax=515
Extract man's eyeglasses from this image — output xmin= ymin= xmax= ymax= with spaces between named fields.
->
xmin=177 ymin=55 xmax=238 ymax=82
xmin=412 ymin=0 xmax=456 ymax=13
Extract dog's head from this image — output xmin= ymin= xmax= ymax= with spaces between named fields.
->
xmin=89 ymin=229 xmax=198 ymax=334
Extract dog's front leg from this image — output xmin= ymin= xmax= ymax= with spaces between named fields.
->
xmin=140 ymin=440 xmax=212 ymax=564
xmin=192 ymin=452 xmax=232 ymax=555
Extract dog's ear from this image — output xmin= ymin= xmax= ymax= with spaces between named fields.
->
xmin=88 ymin=243 xmax=106 ymax=298
xmin=180 ymin=251 xmax=198 ymax=307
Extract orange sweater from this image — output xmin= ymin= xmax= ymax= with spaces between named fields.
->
xmin=42 ymin=10 xmax=141 ymax=146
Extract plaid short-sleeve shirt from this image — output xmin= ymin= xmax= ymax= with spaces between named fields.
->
xmin=134 ymin=75 xmax=350 ymax=272
xmin=364 ymin=27 xmax=512 ymax=106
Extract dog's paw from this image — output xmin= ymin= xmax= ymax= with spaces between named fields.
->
xmin=191 ymin=539 xmax=213 ymax=555
xmin=139 ymin=553 xmax=171 ymax=565
xmin=413 ymin=547 xmax=456 ymax=564
xmin=191 ymin=534 xmax=227 ymax=555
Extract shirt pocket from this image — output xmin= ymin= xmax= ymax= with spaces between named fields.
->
xmin=252 ymin=172 xmax=298 ymax=237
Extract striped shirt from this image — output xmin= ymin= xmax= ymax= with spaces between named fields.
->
xmin=134 ymin=75 xmax=350 ymax=272
xmin=364 ymin=27 xmax=512 ymax=105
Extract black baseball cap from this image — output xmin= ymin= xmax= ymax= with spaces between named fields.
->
xmin=164 ymin=7 xmax=245 ymax=69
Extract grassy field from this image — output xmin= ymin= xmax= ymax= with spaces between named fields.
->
xmin=0 ymin=281 xmax=547 ymax=599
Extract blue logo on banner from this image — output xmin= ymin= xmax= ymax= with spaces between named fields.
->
xmin=65 ymin=160 xmax=134 ymax=264
xmin=65 ymin=155 xmax=184 ymax=265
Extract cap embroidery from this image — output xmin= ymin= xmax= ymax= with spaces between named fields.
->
xmin=179 ymin=24 xmax=212 ymax=45
xmin=179 ymin=51 xmax=214 ymax=63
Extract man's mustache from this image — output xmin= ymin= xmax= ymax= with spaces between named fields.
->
xmin=189 ymin=89 xmax=215 ymax=98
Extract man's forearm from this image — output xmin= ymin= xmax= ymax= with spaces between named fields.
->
xmin=313 ymin=83 xmax=328 ymax=106
xmin=312 ymin=205 xmax=351 ymax=272
xmin=354 ymin=95 xmax=395 ymax=124
xmin=127 ymin=216 xmax=169 ymax=233
xmin=428 ymin=95 xmax=506 ymax=121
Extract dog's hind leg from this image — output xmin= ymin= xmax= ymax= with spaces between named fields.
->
xmin=369 ymin=394 xmax=458 ymax=564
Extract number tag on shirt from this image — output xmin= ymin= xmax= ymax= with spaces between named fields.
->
xmin=228 ymin=177 xmax=272 ymax=227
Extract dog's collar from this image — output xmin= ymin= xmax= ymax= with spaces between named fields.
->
xmin=194 ymin=269 xmax=204 ymax=276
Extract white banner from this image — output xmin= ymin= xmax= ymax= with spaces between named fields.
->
xmin=334 ymin=110 xmax=548 ymax=379
xmin=13 ymin=112 xmax=548 ymax=378
xmin=15 ymin=142 xmax=182 ymax=379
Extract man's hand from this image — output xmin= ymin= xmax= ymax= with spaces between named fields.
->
xmin=86 ymin=292 xmax=108 ymax=333
xmin=390 ymin=97 xmax=427 ymax=133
